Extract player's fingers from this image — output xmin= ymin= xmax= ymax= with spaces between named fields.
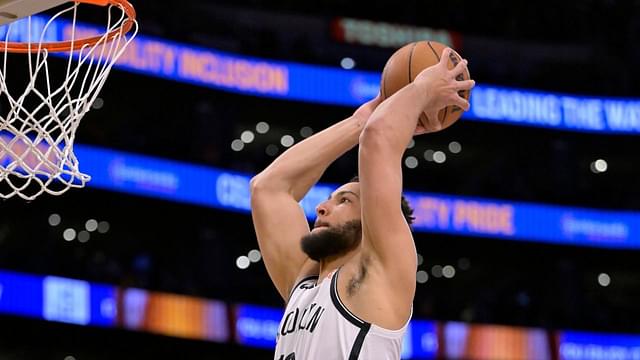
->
xmin=451 ymin=95 xmax=470 ymax=111
xmin=451 ymin=59 xmax=468 ymax=78
xmin=455 ymin=79 xmax=476 ymax=91
xmin=440 ymin=48 xmax=453 ymax=66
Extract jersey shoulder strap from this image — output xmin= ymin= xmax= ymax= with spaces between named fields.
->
xmin=286 ymin=275 xmax=319 ymax=301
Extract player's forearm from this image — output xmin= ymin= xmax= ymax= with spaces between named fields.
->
xmin=360 ymin=83 xmax=426 ymax=154
xmin=251 ymin=115 xmax=366 ymax=201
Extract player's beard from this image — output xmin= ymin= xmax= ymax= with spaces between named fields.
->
xmin=301 ymin=220 xmax=362 ymax=261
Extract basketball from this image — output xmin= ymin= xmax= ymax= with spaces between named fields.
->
xmin=380 ymin=41 xmax=471 ymax=130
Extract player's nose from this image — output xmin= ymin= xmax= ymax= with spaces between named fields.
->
xmin=316 ymin=201 xmax=330 ymax=216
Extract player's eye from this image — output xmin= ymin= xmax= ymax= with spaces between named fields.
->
xmin=340 ymin=197 xmax=350 ymax=204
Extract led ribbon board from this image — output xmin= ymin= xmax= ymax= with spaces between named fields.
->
xmin=2 ymin=17 xmax=640 ymax=134
xmin=1 ymin=268 xmax=637 ymax=360
xmin=76 ymin=145 xmax=640 ymax=249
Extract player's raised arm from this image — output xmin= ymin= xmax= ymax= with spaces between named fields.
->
xmin=358 ymin=49 xmax=474 ymax=295
xmin=250 ymin=96 xmax=381 ymax=301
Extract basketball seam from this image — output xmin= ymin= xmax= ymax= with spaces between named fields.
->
xmin=382 ymin=67 xmax=389 ymax=99
xmin=426 ymin=41 xmax=440 ymax=61
xmin=408 ymin=42 xmax=418 ymax=83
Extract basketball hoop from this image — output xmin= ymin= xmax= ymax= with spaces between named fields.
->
xmin=0 ymin=0 xmax=138 ymax=200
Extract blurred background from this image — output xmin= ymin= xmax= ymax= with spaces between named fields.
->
xmin=1 ymin=0 xmax=639 ymax=359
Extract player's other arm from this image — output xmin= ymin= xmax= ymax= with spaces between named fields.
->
xmin=250 ymin=96 xmax=381 ymax=300
xmin=358 ymin=50 xmax=474 ymax=296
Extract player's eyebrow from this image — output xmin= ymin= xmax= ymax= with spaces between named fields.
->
xmin=328 ymin=190 xmax=360 ymax=200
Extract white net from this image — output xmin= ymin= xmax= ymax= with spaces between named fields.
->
xmin=0 ymin=1 xmax=137 ymax=200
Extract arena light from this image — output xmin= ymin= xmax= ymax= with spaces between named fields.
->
xmin=97 ymin=221 xmax=110 ymax=234
xmin=92 ymin=97 xmax=104 ymax=110
xmin=231 ymin=139 xmax=244 ymax=152
xmin=591 ymin=159 xmax=608 ymax=173
xmin=248 ymin=249 xmax=262 ymax=263
xmin=63 ymin=228 xmax=76 ymax=241
xmin=240 ymin=131 xmax=255 ymax=144
xmin=256 ymin=122 xmax=270 ymax=134
xmin=236 ymin=256 xmax=250 ymax=270
xmin=85 ymin=219 xmax=98 ymax=232
xmin=431 ymin=265 xmax=443 ymax=278
xmin=598 ymin=273 xmax=611 ymax=287
xmin=424 ymin=149 xmax=434 ymax=161
xmin=265 ymin=144 xmax=278 ymax=156
xmin=280 ymin=135 xmax=294 ymax=148
xmin=300 ymin=126 xmax=313 ymax=138
xmin=433 ymin=151 xmax=447 ymax=164
xmin=416 ymin=270 xmax=429 ymax=284
xmin=404 ymin=156 xmax=418 ymax=169
xmin=340 ymin=57 xmax=355 ymax=70
xmin=77 ymin=231 xmax=90 ymax=243
xmin=448 ymin=141 xmax=462 ymax=154
xmin=442 ymin=265 xmax=456 ymax=279
xmin=48 ymin=213 xmax=61 ymax=226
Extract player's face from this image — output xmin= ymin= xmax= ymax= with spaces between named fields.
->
xmin=301 ymin=182 xmax=362 ymax=261
xmin=313 ymin=182 xmax=361 ymax=231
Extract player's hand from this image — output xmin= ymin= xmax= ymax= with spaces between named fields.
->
xmin=352 ymin=92 xmax=383 ymax=123
xmin=413 ymin=48 xmax=475 ymax=133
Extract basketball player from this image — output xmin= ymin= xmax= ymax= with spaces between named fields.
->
xmin=250 ymin=48 xmax=474 ymax=359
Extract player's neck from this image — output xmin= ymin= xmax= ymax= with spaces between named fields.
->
xmin=317 ymin=248 xmax=359 ymax=281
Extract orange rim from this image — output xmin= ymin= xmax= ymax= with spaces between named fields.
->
xmin=2 ymin=0 xmax=136 ymax=53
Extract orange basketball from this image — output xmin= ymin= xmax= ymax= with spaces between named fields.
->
xmin=380 ymin=41 xmax=471 ymax=130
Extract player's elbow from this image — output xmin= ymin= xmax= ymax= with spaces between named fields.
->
xmin=250 ymin=173 xmax=290 ymax=199
xmin=359 ymin=118 xmax=396 ymax=152
xmin=250 ymin=174 xmax=270 ymax=196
